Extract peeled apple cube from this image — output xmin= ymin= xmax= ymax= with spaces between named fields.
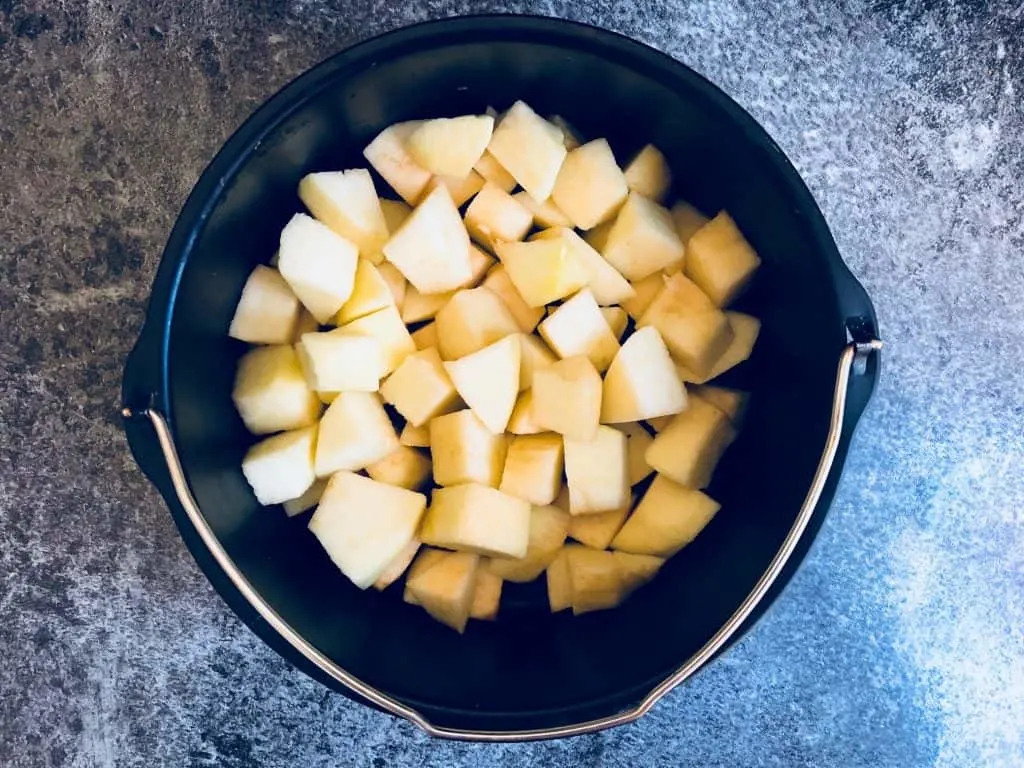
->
xmin=383 ymin=184 xmax=473 ymax=294
xmin=684 ymin=211 xmax=762 ymax=307
xmin=362 ymin=121 xmax=432 ymax=204
xmin=376 ymin=263 xmax=408 ymax=309
xmin=403 ymin=548 xmax=448 ymax=605
xmin=421 ymin=484 xmax=531 ymax=559
xmin=671 ymin=201 xmax=709 ymax=244
xmin=373 ymin=538 xmax=421 ymax=591
xmin=691 ymin=385 xmax=750 ymax=424
xmin=531 ymin=227 xmax=635 ymax=306
xmin=309 ymin=471 xmax=427 ymax=589
xmin=546 ymin=545 xmax=576 ymax=612
xmin=469 ymin=568 xmax=503 ymax=620
xmin=429 ymin=409 xmax=507 ymax=488
xmin=638 ymin=273 xmax=734 ymax=379
xmin=611 ymin=475 xmax=720 ymax=557
xmin=567 ymin=494 xmax=633 ymax=550
xmin=473 ymin=151 xmax=517 ymax=193
xmin=489 ymin=504 xmax=569 ymax=583
xmin=583 ymin=218 xmax=613 ymax=253
xmin=495 ymin=237 xmax=589 ymax=309
xmin=298 ymin=169 xmax=389 ymax=262
xmin=444 ymin=335 xmax=521 ymax=434
xmin=290 ymin=308 xmax=320 ymax=343
xmin=601 ymin=193 xmax=685 ymax=281
xmin=380 ymin=198 xmax=413 ymax=233
xmin=297 ymin=329 xmax=385 ymax=393
xmin=531 ymin=356 xmax=602 ymax=441
xmin=410 ymin=321 xmax=439 ymax=351
xmin=278 ymin=213 xmax=359 ymax=323
xmin=399 ymin=422 xmax=430 ymax=448
xmin=335 ymin=259 xmax=395 ymax=325
xmin=460 ymin=245 xmax=495 ymax=289
xmin=613 ymin=551 xmax=665 ymax=595
xmin=615 ymin=422 xmax=656 ymax=486
xmin=400 ymin=286 xmax=452 ymax=325
xmin=424 ymin=171 xmax=486 ymax=209
xmin=567 ymin=547 xmax=624 ymax=615
xmin=406 ymin=550 xmax=480 ymax=633
xmin=515 ymin=333 xmax=556 ymax=392
xmin=464 ymin=182 xmax=534 ymax=253
xmin=232 ymin=345 xmax=320 ymax=435
xmin=314 ymin=391 xmax=399 ymax=477
xmin=480 ymin=265 xmax=546 ymax=333
xmin=229 ymin=265 xmax=301 ymax=344
xmin=282 ymin=478 xmax=327 ymax=517
xmin=644 ymin=395 xmax=736 ymax=488
xmin=675 ymin=311 xmax=760 ymax=384
xmin=538 ymin=289 xmax=620 ymax=372
xmin=507 ymin=390 xmax=543 ymax=435
xmin=380 ymin=347 xmax=460 ymax=428
xmin=620 ymin=271 xmax=664 ymax=320
xmin=486 ymin=100 xmax=567 ymax=202
xmin=339 ymin=305 xmax=416 ymax=375
xmin=434 ymin=286 xmax=521 ymax=360
xmin=242 ymin=425 xmax=318 ymax=506
xmin=406 ymin=115 xmax=495 ymax=178
xmin=564 ymin=425 xmax=630 ymax=515
xmin=367 ymin=445 xmax=432 ymax=491
xmin=601 ymin=326 xmax=687 ymax=423
xmin=499 ymin=433 xmax=565 ymax=506
xmin=513 ymin=191 xmax=573 ymax=228
xmin=601 ymin=307 xmax=629 ymax=339
xmin=623 ymin=144 xmax=671 ymax=202
xmin=551 ymin=138 xmax=629 ymax=230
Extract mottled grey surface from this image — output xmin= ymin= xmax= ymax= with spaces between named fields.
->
xmin=1 ymin=0 xmax=1022 ymax=766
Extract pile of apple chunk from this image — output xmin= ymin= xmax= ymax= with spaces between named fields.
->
xmin=229 ymin=101 xmax=762 ymax=633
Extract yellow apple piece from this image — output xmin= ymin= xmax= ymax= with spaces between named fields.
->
xmin=464 ymin=182 xmax=533 ymax=253
xmin=380 ymin=198 xmax=413 ymax=233
xmin=229 ymin=265 xmax=301 ymax=344
xmin=282 ymin=477 xmax=327 ymax=517
xmin=314 ymin=391 xmax=398 ymax=477
xmin=644 ymin=395 xmax=736 ymax=488
xmin=620 ymin=271 xmax=664 ymax=320
xmin=367 ymin=445 xmax=432 ymax=490
xmin=375 ymin=262 xmax=407 ymax=309
xmin=399 ymin=422 xmax=430 ymax=448
xmin=424 ymin=170 xmax=486 ymax=208
xmin=406 ymin=550 xmax=480 ymax=633
xmin=410 ymin=321 xmax=439 ymax=351
xmin=691 ymin=385 xmax=750 ymax=424
xmin=513 ymin=191 xmax=572 ymax=228
xmin=495 ymin=237 xmax=588 ymax=309
xmin=685 ymin=211 xmax=762 ymax=307
xmin=531 ymin=227 xmax=635 ymax=306
xmin=406 ymin=115 xmax=495 ymax=178
xmin=434 ymin=286 xmax=520 ymax=360
xmin=611 ymin=475 xmax=720 ymax=557
xmin=290 ymin=308 xmax=320 ymax=342
xmin=546 ymin=545 xmax=576 ymax=612
xmin=613 ymin=551 xmax=665 ymax=595
xmin=459 ymin=244 xmax=495 ymax=289
xmin=400 ymin=286 xmax=452 ymax=324
xmin=480 ymin=265 xmax=546 ymax=333
xmin=421 ymin=484 xmax=531 ymax=558
xmin=515 ymin=333 xmax=556 ymax=391
xmin=538 ymin=289 xmax=620 ymax=372
xmin=601 ymin=307 xmax=629 ymax=339
xmin=308 ymin=471 xmax=426 ymax=589
xmin=444 ymin=335 xmax=521 ymax=434
xmin=567 ymin=547 xmax=625 ymax=615
xmin=564 ymin=425 xmax=630 ymax=515
xmin=296 ymin=329 xmax=385 ymax=393
xmin=615 ymin=422 xmax=655 ymax=486
xmin=601 ymin=325 xmax=688 ymax=423
xmin=278 ymin=213 xmax=358 ymax=323
xmin=383 ymin=184 xmax=472 ymax=294
xmin=498 ymin=433 xmax=564 ymax=506
xmin=373 ymin=538 xmax=421 ymax=591
xmin=638 ymin=273 xmax=734 ymax=378
xmin=335 ymin=259 xmax=395 ymax=325
xmin=507 ymin=390 xmax=543 ymax=435
xmin=675 ymin=311 xmax=760 ymax=383
xmin=473 ymin=151 xmax=517 ymax=192
xmin=489 ymin=504 xmax=569 ymax=583
xmin=601 ymin=192 xmax=685 ymax=281
xmin=623 ymin=144 xmax=671 ymax=202
xmin=531 ymin=356 xmax=602 ymax=441
xmin=339 ymin=305 xmax=415 ymax=375
xmin=298 ymin=169 xmax=389 ymax=261
xmin=469 ymin=568 xmax=503 ymax=621
xmin=486 ymin=100 xmax=567 ymax=202
xmin=567 ymin=494 xmax=633 ymax=550
xmin=241 ymin=425 xmax=318 ymax=505
xmin=429 ymin=409 xmax=507 ymax=488
xmin=403 ymin=548 xmax=448 ymax=606
xmin=380 ymin=347 xmax=460 ymax=427
xmin=551 ymin=138 xmax=629 ymax=230
xmin=233 ymin=345 xmax=320 ymax=435
xmin=671 ymin=201 xmax=709 ymax=244
xmin=583 ymin=218 xmax=613 ymax=253
xmin=363 ymin=121 xmax=432 ymax=204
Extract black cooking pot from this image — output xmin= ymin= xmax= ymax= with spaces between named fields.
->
xmin=121 ymin=15 xmax=881 ymax=741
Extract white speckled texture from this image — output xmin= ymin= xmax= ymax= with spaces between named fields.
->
xmin=1 ymin=1 xmax=1022 ymax=766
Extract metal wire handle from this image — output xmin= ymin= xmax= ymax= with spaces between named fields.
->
xmin=122 ymin=339 xmax=881 ymax=741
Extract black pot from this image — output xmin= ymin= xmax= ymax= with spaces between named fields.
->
xmin=121 ymin=15 xmax=881 ymax=741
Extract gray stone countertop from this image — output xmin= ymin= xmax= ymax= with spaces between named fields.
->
xmin=1 ymin=1 xmax=1022 ymax=766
